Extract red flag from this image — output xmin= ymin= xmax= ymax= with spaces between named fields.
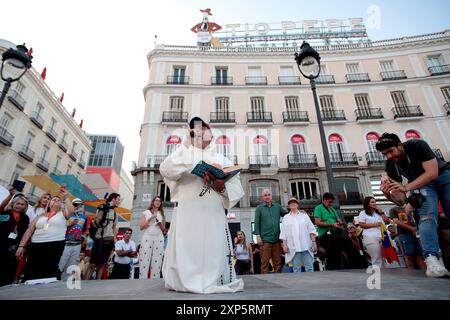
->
xmin=59 ymin=93 xmax=64 ymax=102
xmin=41 ymin=67 xmax=47 ymax=80
xmin=27 ymin=47 xmax=33 ymax=57
xmin=72 ymin=108 xmax=76 ymax=118
xmin=79 ymin=119 xmax=83 ymax=128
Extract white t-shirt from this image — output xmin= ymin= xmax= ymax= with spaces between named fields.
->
xmin=26 ymin=207 xmax=44 ymax=223
xmin=114 ymin=239 xmax=136 ymax=265
xmin=358 ymin=210 xmax=383 ymax=239
xmin=32 ymin=211 xmax=67 ymax=243
xmin=141 ymin=210 xmax=164 ymax=239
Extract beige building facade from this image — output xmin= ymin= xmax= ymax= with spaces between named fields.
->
xmin=131 ymin=31 xmax=450 ymax=241
xmin=0 ymin=39 xmax=91 ymax=204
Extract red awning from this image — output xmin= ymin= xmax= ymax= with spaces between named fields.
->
xmin=291 ymin=134 xmax=305 ymax=144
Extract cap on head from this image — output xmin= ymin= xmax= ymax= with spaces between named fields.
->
xmin=72 ymin=198 xmax=83 ymax=205
xmin=189 ymin=116 xmax=210 ymax=130
xmin=287 ymin=197 xmax=299 ymax=205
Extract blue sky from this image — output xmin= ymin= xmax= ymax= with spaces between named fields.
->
xmin=0 ymin=0 xmax=448 ymax=174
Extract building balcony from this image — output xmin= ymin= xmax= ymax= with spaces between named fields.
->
xmin=392 ymin=106 xmax=424 ymax=120
xmin=18 ymin=145 xmax=35 ymax=162
xmin=30 ymin=111 xmax=45 ymax=129
xmin=69 ymin=151 xmax=78 ymax=162
xmin=355 ymin=108 xmax=384 ymax=121
xmin=287 ymin=154 xmax=318 ymax=170
xmin=250 ymin=195 xmax=281 ymax=207
xmin=282 ymin=111 xmax=309 ymax=124
xmin=315 ymin=74 xmax=335 ymax=84
xmin=36 ymin=158 xmax=50 ymax=172
xmin=0 ymin=127 xmax=14 ymax=147
xmin=444 ymin=102 xmax=450 ymax=115
xmin=7 ymin=89 xmax=26 ymax=111
xmin=145 ymin=155 xmax=167 ymax=169
xmin=211 ymin=77 xmax=233 ymax=85
xmin=166 ymin=76 xmax=189 ymax=84
xmin=380 ymin=70 xmax=407 ymax=80
xmin=278 ymin=76 xmax=301 ymax=85
xmin=365 ymin=151 xmax=385 ymax=167
xmin=52 ymin=167 xmax=62 ymax=175
xmin=433 ymin=149 xmax=445 ymax=161
xmin=320 ymin=110 xmax=346 ymax=121
xmin=428 ymin=64 xmax=450 ymax=76
xmin=248 ymin=155 xmax=277 ymax=169
xmin=46 ymin=126 xmax=58 ymax=142
xmin=78 ymin=159 xmax=86 ymax=169
xmin=162 ymin=111 xmax=188 ymax=123
xmin=210 ymin=112 xmax=235 ymax=124
xmin=26 ymin=193 xmax=39 ymax=206
xmin=245 ymin=76 xmax=267 ymax=85
xmin=58 ymin=140 xmax=68 ymax=152
xmin=246 ymin=112 xmax=272 ymax=123
xmin=330 ymin=152 xmax=358 ymax=167
xmin=346 ymin=73 xmax=370 ymax=83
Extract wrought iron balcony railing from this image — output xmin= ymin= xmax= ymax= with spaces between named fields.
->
xmin=247 ymin=112 xmax=272 ymax=123
xmin=365 ymin=151 xmax=385 ymax=166
xmin=346 ymin=73 xmax=370 ymax=82
xmin=315 ymin=74 xmax=335 ymax=84
xmin=8 ymin=89 xmax=26 ymax=111
xmin=18 ymin=145 xmax=35 ymax=162
xmin=444 ymin=102 xmax=450 ymax=115
xmin=380 ymin=70 xmax=407 ymax=80
xmin=321 ymin=110 xmax=346 ymax=121
xmin=278 ymin=76 xmax=301 ymax=85
xmin=167 ymin=76 xmax=189 ymax=84
xmin=428 ymin=64 xmax=450 ymax=76
xmin=245 ymin=76 xmax=267 ymax=85
xmin=145 ymin=155 xmax=167 ymax=168
xmin=36 ymin=158 xmax=50 ymax=172
xmin=392 ymin=105 xmax=424 ymax=119
xmin=210 ymin=112 xmax=235 ymax=123
xmin=355 ymin=108 xmax=384 ymax=120
xmin=330 ymin=152 xmax=358 ymax=166
xmin=211 ymin=76 xmax=233 ymax=85
xmin=162 ymin=111 xmax=188 ymax=123
xmin=282 ymin=111 xmax=309 ymax=123
xmin=287 ymin=154 xmax=318 ymax=169
xmin=30 ymin=111 xmax=45 ymax=129
xmin=46 ymin=126 xmax=58 ymax=142
xmin=58 ymin=140 xmax=68 ymax=152
xmin=248 ymin=155 xmax=277 ymax=169
xmin=0 ymin=127 xmax=14 ymax=146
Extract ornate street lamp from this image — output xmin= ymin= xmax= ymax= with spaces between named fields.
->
xmin=295 ymin=42 xmax=342 ymax=214
xmin=0 ymin=44 xmax=33 ymax=109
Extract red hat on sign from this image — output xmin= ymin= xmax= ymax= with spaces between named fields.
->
xmin=200 ymin=8 xmax=212 ymax=16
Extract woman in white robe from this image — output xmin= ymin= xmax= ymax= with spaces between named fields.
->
xmin=160 ymin=120 xmax=244 ymax=294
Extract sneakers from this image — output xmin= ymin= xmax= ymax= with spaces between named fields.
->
xmin=425 ymin=255 xmax=449 ymax=278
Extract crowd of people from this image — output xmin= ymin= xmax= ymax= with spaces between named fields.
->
xmin=0 ymin=128 xmax=449 ymax=291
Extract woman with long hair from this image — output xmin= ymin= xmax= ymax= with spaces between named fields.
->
xmin=233 ymin=230 xmax=254 ymax=275
xmin=0 ymin=190 xmax=30 ymax=286
xmin=27 ymin=193 xmax=51 ymax=222
xmin=139 ymin=196 xmax=166 ymax=279
xmin=16 ymin=186 xmax=73 ymax=280
xmin=358 ymin=196 xmax=385 ymax=267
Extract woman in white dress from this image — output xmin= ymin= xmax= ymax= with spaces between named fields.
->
xmin=27 ymin=193 xmax=51 ymax=222
xmin=139 ymin=196 xmax=166 ymax=279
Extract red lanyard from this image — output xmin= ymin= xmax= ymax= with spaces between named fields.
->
xmin=349 ymin=236 xmax=361 ymax=250
xmin=12 ymin=211 xmax=20 ymax=232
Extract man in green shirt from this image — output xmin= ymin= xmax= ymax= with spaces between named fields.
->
xmin=314 ymin=192 xmax=344 ymax=270
xmin=253 ymin=189 xmax=287 ymax=273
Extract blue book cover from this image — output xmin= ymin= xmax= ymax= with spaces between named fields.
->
xmin=191 ymin=160 xmax=241 ymax=181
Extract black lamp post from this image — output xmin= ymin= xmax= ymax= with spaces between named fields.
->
xmin=0 ymin=44 xmax=33 ymax=109
xmin=295 ymin=41 xmax=342 ymax=215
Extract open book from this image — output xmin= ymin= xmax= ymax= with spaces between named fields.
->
xmin=191 ymin=160 xmax=241 ymax=181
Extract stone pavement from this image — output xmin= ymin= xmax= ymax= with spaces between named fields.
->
xmin=0 ymin=268 xmax=449 ymax=300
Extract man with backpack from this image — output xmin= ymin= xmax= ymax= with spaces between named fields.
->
xmin=84 ymin=193 xmax=120 ymax=280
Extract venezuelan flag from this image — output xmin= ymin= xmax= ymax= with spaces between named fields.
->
xmin=381 ymin=223 xmax=400 ymax=264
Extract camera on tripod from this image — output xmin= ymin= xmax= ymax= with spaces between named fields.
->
xmin=406 ymin=192 xmax=426 ymax=209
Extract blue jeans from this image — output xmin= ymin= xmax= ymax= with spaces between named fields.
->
xmin=292 ymin=251 xmax=314 ymax=273
xmin=416 ymin=170 xmax=450 ymax=258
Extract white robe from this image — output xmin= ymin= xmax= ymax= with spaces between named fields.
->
xmin=160 ymin=144 xmax=244 ymax=294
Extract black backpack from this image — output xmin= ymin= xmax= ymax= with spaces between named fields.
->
xmin=88 ymin=204 xmax=116 ymax=239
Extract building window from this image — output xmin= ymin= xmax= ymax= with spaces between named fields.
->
xmin=215 ymin=97 xmax=229 ymax=114
xmin=215 ymin=135 xmax=230 ymax=157
xmin=290 ymin=134 xmax=307 ymax=155
xmin=250 ymin=97 xmax=265 ymax=118
xmin=290 ymin=179 xmax=319 ymax=201
xmin=61 ymin=130 xmax=67 ymax=143
xmin=355 ymin=94 xmax=371 ymax=109
xmin=247 ymin=66 xmax=262 ymax=84
xmin=10 ymin=171 xmax=20 ymax=186
xmin=335 ymin=178 xmax=362 ymax=205
xmin=328 ymin=133 xmax=346 ymax=160
xmin=319 ymin=95 xmax=336 ymax=116
xmin=253 ymin=135 xmax=269 ymax=156
xmin=158 ymin=181 xmax=171 ymax=203
xmin=24 ymin=132 xmax=34 ymax=149
xmin=405 ymin=129 xmax=421 ymax=140
xmin=55 ymin=156 xmax=62 ymax=171
xmin=366 ymin=132 xmax=380 ymax=152
xmin=427 ymin=54 xmax=444 ymax=67
xmin=215 ymin=67 xmax=229 ymax=84
xmin=249 ymin=180 xmax=280 ymax=206
xmin=346 ymin=63 xmax=361 ymax=74
xmin=380 ymin=60 xmax=395 ymax=72
xmin=441 ymin=87 xmax=450 ymax=103
xmin=391 ymin=90 xmax=409 ymax=113
xmin=15 ymin=81 xmax=26 ymax=94
xmin=166 ymin=135 xmax=181 ymax=155
xmin=66 ymin=164 xmax=72 ymax=175
xmin=172 ymin=66 xmax=186 ymax=84
xmin=285 ymin=96 xmax=300 ymax=113
xmin=35 ymin=103 xmax=44 ymax=116
xmin=49 ymin=118 xmax=57 ymax=130
xmin=0 ymin=113 xmax=13 ymax=130
xmin=71 ymin=141 xmax=77 ymax=154
xmin=169 ymin=96 xmax=184 ymax=113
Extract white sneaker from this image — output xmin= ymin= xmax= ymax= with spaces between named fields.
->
xmin=425 ymin=256 xmax=449 ymax=278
